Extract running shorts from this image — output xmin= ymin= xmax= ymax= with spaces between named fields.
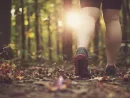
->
xmin=80 ymin=0 xmax=122 ymax=10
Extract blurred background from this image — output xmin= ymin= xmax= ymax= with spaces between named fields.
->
xmin=0 ymin=0 xmax=130 ymax=66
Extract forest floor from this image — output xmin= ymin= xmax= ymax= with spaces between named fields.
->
xmin=0 ymin=61 xmax=130 ymax=98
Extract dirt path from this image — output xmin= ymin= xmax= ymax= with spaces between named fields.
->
xmin=0 ymin=63 xmax=130 ymax=98
xmin=0 ymin=79 xmax=130 ymax=98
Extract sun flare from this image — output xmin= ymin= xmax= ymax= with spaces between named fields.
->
xmin=66 ymin=11 xmax=81 ymax=28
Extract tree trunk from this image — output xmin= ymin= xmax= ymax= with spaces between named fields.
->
xmin=0 ymin=0 xmax=11 ymax=49
xmin=27 ymin=3 xmax=31 ymax=59
xmin=126 ymin=0 xmax=130 ymax=19
xmin=35 ymin=0 xmax=40 ymax=54
xmin=126 ymin=0 xmax=130 ymax=43
xmin=122 ymin=0 xmax=128 ymax=54
xmin=55 ymin=9 xmax=60 ymax=61
xmin=14 ymin=0 xmax=21 ymax=49
xmin=62 ymin=0 xmax=73 ymax=61
xmin=56 ymin=25 xmax=60 ymax=60
xmin=15 ymin=8 xmax=21 ymax=48
xmin=48 ymin=15 xmax=52 ymax=60
xmin=0 ymin=0 xmax=12 ymax=60
xmin=20 ymin=0 xmax=25 ymax=60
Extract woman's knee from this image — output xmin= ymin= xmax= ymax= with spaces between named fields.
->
xmin=103 ymin=9 xmax=120 ymax=23
xmin=80 ymin=7 xmax=100 ymax=21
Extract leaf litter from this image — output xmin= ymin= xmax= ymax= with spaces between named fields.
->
xmin=0 ymin=61 xmax=130 ymax=98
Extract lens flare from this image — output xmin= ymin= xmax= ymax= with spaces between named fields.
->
xmin=66 ymin=11 xmax=81 ymax=28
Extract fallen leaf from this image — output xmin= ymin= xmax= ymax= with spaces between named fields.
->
xmin=16 ymin=75 xmax=24 ymax=80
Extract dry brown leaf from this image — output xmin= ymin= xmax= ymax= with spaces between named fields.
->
xmin=16 ymin=75 xmax=24 ymax=80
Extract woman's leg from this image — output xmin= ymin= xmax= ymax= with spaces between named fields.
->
xmin=103 ymin=9 xmax=122 ymax=66
xmin=76 ymin=7 xmax=100 ymax=49
xmin=103 ymin=0 xmax=122 ymax=66
xmin=74 ymin=0 xmax=101 ymax=77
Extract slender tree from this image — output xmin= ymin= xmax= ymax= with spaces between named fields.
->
xmin=34 ymin=0 xmax=40 ymax=54
xmin=48 ymin=15 xmax=52 ymax=60
xmin=55 ymin=9 xmax=60 ymax=60
xmin=126 ymin=0 xmax=130 ymax=42
xmin=126 ymin=0 xmax=130 ymax=19
xmin=15 ymin=3 xmax=21 ymax=48
xmin=122 ymin=0 xmax=128 ymax=54
xmin=56 ymin=22 xmax=60 ymax=60
xmin=20 ymin=0 xmax=26 ymax=60
xmin=62 ymin=0 xmax=73 ymax=61
xmin=27 ymin=3 xmax=31 ymax=59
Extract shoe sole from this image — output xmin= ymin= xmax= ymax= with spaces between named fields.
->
xmin=74 ymin=54 xmax=90 ymax=78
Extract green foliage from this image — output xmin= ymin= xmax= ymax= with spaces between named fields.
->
xmin=10 ymin=0 xmax=130 ymax=65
